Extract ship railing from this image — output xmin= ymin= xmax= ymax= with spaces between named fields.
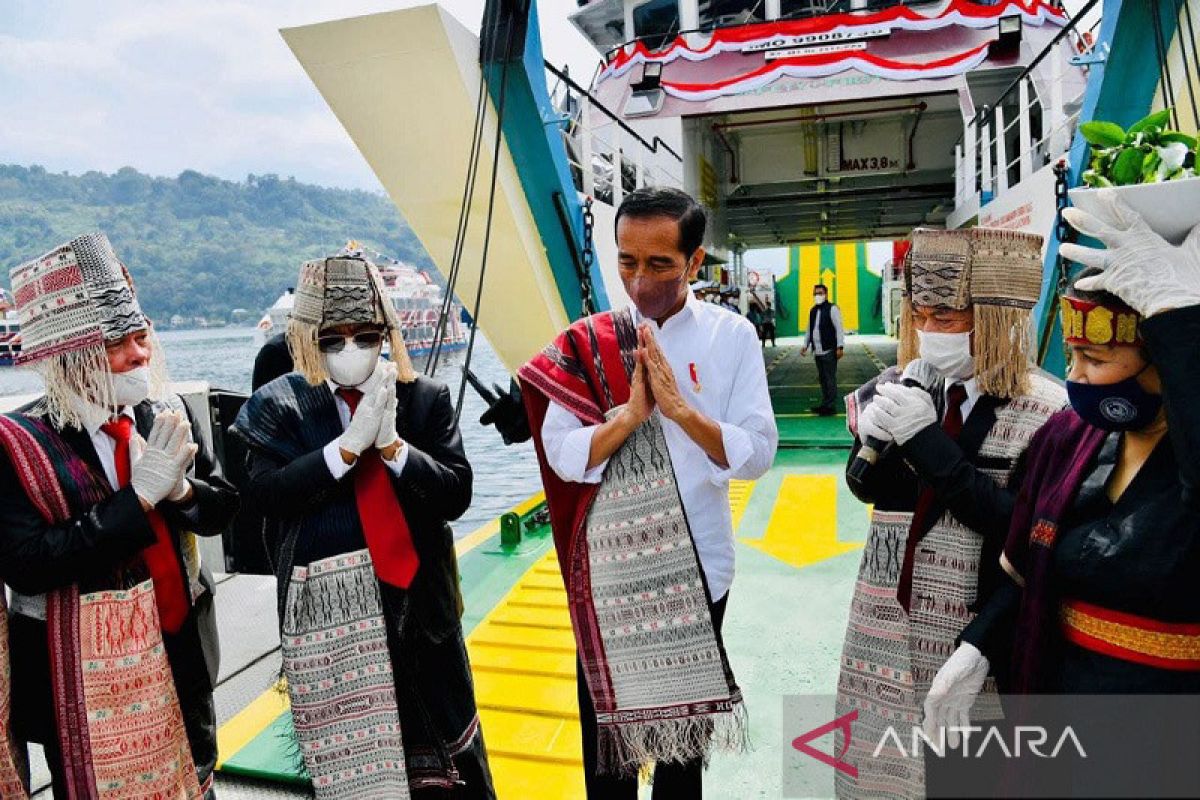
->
xmin=953 ymin=0 xmax=1099 ymax=217
xmin=545 ymin=61 xmax=685 ymax=207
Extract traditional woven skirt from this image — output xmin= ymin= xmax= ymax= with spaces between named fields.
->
xmin=282 ymin=549 xmax=410 ymax=800
xmin=55 ymin=580 xmax=202 ymax=799
xmin=576 ymin=412 xmax=746 ymax=774
xmin=835 ymin=510 xmax=923 ymax=800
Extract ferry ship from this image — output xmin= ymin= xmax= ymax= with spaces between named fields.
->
xmin=13 ymin=0 xmax=1199 ymax=797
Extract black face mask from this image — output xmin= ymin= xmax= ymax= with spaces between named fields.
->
xmin=1066 ymin=365 xmax=1163 ymax=432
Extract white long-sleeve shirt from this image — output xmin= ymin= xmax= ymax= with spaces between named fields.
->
xmin=540 ymin=293 xmax=778 ymax=600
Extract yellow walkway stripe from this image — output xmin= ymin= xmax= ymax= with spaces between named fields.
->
xmin=740 ymin=474 xmax=861 ymax=569
xmin=215 ymin=680 xmax=289 ymax=769
xmin=466 ymin=550 xmax=584 ymax=798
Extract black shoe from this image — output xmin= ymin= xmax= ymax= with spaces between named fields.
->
xmin=810 ymin=405 xmax=835 ymax=415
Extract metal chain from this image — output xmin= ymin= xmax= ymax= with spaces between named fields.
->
xmin=1052 ymin=158 xmax=1074 ymax=366
xmin=579 ymin=197 xmax=597 ymax=317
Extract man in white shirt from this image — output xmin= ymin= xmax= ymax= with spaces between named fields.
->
xmin=800 ymin=283 xmax=846 ymax=415
xmin=520 ymin=187 xmax=777 ymax=799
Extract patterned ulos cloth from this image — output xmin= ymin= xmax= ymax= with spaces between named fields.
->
xmin=580 ymin=409 xmax=747 ymax=773
xmin=0 ymin=412 xmax=201 ymax=800
xmin=68 ymin=581 xmax=202 ymax=799
xmin=282 ymin=549 xmax=410 ymax=800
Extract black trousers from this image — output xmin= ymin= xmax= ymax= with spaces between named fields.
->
xmin=576 ymin=593 xmax=730 ymax=800
xmin=415 ymin=729 xmax=496 ymax=799
xmin=815 ymin=350 xmax=839 ymax=410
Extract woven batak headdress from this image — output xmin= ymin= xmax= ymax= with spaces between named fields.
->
xmin=1060 ymin=295 xmax=1143 ymax=348
xmin=286 ymin=254 xmax=416 ymax=385
xmin=898 ymin=227 xmax=1045 ymax=398
xmin=9 ymin=232 xmax=166 ymax=427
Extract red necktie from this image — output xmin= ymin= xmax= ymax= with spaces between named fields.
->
xmin=337 ymin=388 xmax=420 ymax=588
xmin=896 ymin=383 xmax=969 ymax=613
xmin=100 ymin=416 xmax=189 ymax=634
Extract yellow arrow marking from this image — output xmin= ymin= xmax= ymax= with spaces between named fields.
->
xmin=740 ymin=474 xmax=861 ymax=569
xmin=729 ymin=479 xmax=755 ymax=533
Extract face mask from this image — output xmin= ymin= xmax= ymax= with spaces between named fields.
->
xmin=814 ymin=294 xmax=827 ymax=305
xmin=1067 ymin=372 xmax=1163 ymax=432
xmin=111 ymin=366 xmax=151 ymax=407
xmin=917 ymin=329 xmax=975 ymax=381
xmin=627 ymin=268 xmax=688 ymax=321
xmin=324 ymin=341 xmax=381 ymax=387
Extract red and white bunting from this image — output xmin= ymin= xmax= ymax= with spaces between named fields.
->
xmin=598 ymin=0 xmax=1066 ymax=85
xmin=661 ymin=41 xmax=992 ymax=101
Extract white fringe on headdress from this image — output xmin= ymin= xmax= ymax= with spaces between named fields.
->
xmin=897 ymin=297 xmax=1033 ymax=400
xmin=27 ymin=325 xmax=171 ymax=430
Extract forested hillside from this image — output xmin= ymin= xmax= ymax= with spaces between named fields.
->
xmin=0 ymin=164 xmax=434 ymax=325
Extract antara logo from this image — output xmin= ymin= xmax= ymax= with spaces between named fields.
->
xmin=791 ymin=710 xmax=859 ymax=778
xmin=876 ymin=726 xmax=1088 ymax=760
xmin=791 ymin=710 xmax=1087 ymax=776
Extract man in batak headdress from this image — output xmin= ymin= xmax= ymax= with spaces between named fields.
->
xmin=520 ymin=187 xmax=778 ymax=798
xmin=834 ymin=227 xmax=1066 ymax=799
xmin=0 ymin=232 xmax=238 ymax=799
xmin=233 ymin=252 xmax=494 ymax=798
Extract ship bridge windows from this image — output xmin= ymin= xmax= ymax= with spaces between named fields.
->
xmin=699 ymin=0 xmax=765 ymax=30
xmin=632 ymin=0 xmax=680 ymax=51
xmin=778 ymin=0 xmax=893 ymax=18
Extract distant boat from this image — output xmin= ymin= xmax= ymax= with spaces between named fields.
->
xmin=254 ymin=254 xmax=469 ymax=358
xmin=0 ymin=288 xmax=20 ymax=367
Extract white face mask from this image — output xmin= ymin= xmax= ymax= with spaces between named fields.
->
xmin=917 ymin=329 xmax=975 ymax=381
xmin=814 ymin=294 xmax=827 ymax=305
xmin=324 ymin=341 xmax=382 ymax=387
xmin=111 ymin=365 xmax=151 ymax=407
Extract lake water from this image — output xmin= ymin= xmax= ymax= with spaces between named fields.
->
xmin=0 ymin=328 xmax=543 ymax=539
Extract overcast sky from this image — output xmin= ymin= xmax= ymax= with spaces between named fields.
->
xmin=0 ymin=0 xmax=599 ymax=192
xmin=1 ymin=0 xmax=1096 ymax=193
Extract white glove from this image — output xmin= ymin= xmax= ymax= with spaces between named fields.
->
xmin=923 ymin=642 xmax=990 ymax=749
xmin=337 ymin=384 xmax=389 ymax=457
xmin=374 ymin=362 xmax=400 ymax=451
xmin=855 ymin=400 xmax=894 ymax=445
xmin=131 ymin=411 xmax=198 ymax=507
xmin=872 ymin=382 xmax=938 ymax=445
xmin=1061 ymin=190 xmax=1200 ymax=317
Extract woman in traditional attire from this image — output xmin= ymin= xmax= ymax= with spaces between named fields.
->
xmin=0 ymin=233 xmax=238 ymax=799
xmin=835 ymin=227 xmax=1066 ymax=799
xmin=232 ymin=252 xmax=493 ymax=799
xmin=927 ymin=194 xmax=1200 ymax=713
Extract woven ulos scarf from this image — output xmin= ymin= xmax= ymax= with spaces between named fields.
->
xmin=519 ymin=308 xmax=747 ymax=775
xmin=282 ymin=548 xmax=410 ymax=800
xmin=0 ymin=413 xmax=200 ymax=800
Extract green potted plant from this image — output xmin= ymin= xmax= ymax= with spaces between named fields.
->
xmin=1070 ymin=108 xmax=1200 ymax=243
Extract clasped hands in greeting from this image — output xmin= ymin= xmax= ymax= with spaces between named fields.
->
xmin=337 ymin=361 xmax=403 ymax=465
